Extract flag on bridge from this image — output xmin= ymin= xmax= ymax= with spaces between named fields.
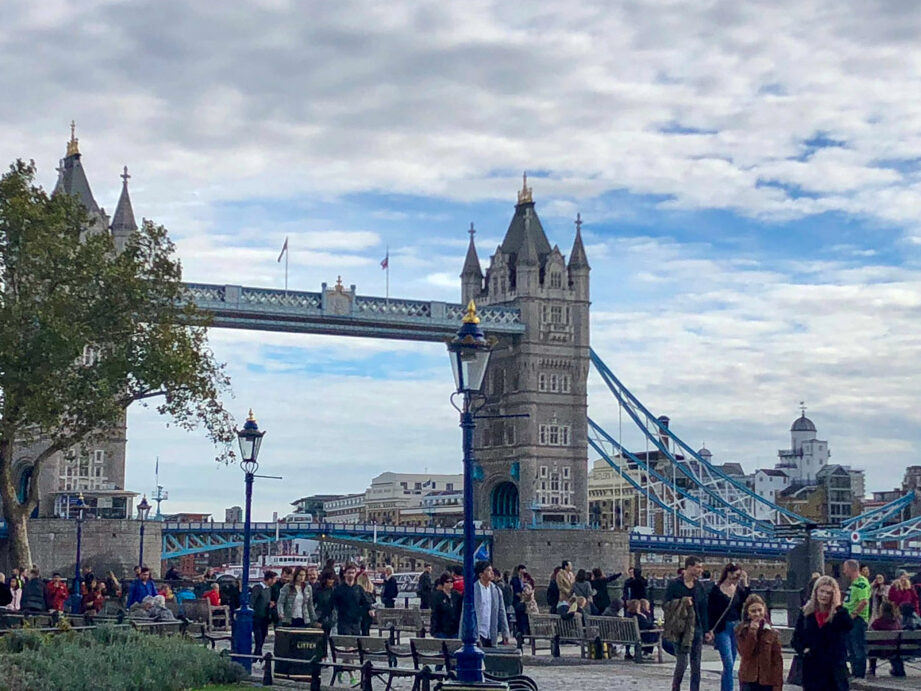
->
xmin=277 ymin=236 xmax=288 ymax=263
xmin=380 ymin=249 xmax=389 ymax=270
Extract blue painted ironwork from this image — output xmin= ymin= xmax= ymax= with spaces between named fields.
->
xmin=182 ymin=282 xmax=525 ymax=342
xmin=159 ymin=521 xmax=493 ymax=561
xmin=840 ymin=491 xmax=915 ymax=531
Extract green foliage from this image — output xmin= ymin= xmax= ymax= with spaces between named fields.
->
xmin=0 ymin=159 xmax=236 ymax=565
xmin=0 ymin=626 xmax=245 ymax=690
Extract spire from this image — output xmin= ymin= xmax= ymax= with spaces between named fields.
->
xmin=461 ymin=222 xmax=483 ymax=278
xmin=110 ymin=165 xmax=138 ymax=234
xmin=500 ymin=175 xmax=551 ymax=262
xmin=568 ymin=212 xmax=590 ymax=270
xmin=517 ymin=171 xmax=532 ymax=205
xmin=66 ymin=120 xmax=80 ymax=157
xmin=54 ymin=121 xmax=100 ymax=215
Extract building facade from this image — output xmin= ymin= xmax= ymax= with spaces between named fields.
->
xmin=462 ymin=177 xmax=590 ymax=528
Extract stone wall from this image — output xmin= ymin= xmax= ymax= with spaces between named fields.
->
xmin=491 ymin=528 xmax=629 ymax=579
xmin=0 ymin=519 xmax=162 ymax=579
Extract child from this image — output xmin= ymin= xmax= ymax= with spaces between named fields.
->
xmin=735 ymin=593 xmax=783 ymax=691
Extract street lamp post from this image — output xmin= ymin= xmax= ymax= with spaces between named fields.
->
xmin=66 ymin=493 xmax=87 ymax=614
xmin=136 ymin=495 xmax=151 ymax=568
xmin=231 ymin=410 xmax=265 ymax=673
xmin=446 ymin=301 xmax=498 ymax=687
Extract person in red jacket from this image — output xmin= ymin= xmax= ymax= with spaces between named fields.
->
xmin=451 ymin=565 xmax=464 ymax=595
xmin=888 ymin=575 xmax=920 ymax=615
xmin=44 ymin=573 xmax=69 ymax=612
xmin=204 ymin=582 xmax=222 ymax=607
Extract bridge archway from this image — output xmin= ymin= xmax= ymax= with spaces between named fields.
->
xmin=491 ymin=482 xmax=519 ymax=530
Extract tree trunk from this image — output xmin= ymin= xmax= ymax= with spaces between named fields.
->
xmin=5 ymin=507 xmax=32 ymax=570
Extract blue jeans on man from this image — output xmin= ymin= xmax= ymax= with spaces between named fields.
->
xmin=847 ymin=616 xmax=867 ymax=678
xmin=714 ymin=620 xmax=739 ymax=691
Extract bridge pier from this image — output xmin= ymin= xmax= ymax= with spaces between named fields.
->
xmin=784 ymin=536 xmax=825 ymax=625
xmin=491 ymin=528 xmax=629 ymax=579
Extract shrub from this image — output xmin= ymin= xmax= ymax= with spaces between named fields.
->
xmin=0 ymin=626 xmax=245 ymax=690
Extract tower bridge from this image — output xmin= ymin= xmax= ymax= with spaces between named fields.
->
xmin=8 ymin=134 xmax=921 ymax=578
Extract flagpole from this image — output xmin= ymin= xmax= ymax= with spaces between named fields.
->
xmin=386 ymin=245 xmax=389 ymax=301
xmin=285 ymin=245 xmax=289 ymax=293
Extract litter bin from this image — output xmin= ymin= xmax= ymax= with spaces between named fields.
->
xmin=273 ymin=627 xmax=326 ymax=679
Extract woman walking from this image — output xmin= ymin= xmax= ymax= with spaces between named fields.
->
xmin=791 ymin=575 xmax=852 ymax=691
xmin=278 ymin=567 xmax=317 ymax=627
xmin=709 ymin=563 xmax=750 ymax=691
xmin=315 ymin=571 xmax=338 ymax=636
xmin=430 ymin=573 xmax=459 ymax=638
xmin=735 ymin=594 xmax=782 ymax=691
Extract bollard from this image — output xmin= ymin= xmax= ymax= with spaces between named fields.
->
xmin=419 ymin=665 xmax=433 ymax=691
xmin=389 ymin=624 xmax=397 ymax=644
xmin=515 ymin=631 xmax=524 ymax=650
xmin=262 ymin=652 xmax=273 ymax=686
xmin=551 ymin=634 xmax=561 ymax=658
xmin=310 ymin=660 xmax=322 ymax=691
xmin=361 ymin=660 xmax=374 ymax=691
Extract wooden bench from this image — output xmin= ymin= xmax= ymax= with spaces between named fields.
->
xmin=329 ymin=635 xmax=361 ymax=686
xmin=375 ymin=607 xmax=425 ymax=642
xmin=867 ymin=629 xmax=921 ymax=675
xmin=182 ymin=598 xmax=231 ymax=647
xmin=410 ymin=637 xmax=461 ymax=672
xmin=584 ymin=615 xmax=663 ymax=663
xmin=520 ymin=613 xmax=561 ymax=656
xmin=557 ymin=614 xmax=590 ymax=658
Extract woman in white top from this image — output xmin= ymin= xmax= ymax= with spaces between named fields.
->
xmin=278 ymin=567 xmax=317 ymax=627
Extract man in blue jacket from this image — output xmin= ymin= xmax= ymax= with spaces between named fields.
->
xmin=127 ymin=567 xmax=157 ymax=607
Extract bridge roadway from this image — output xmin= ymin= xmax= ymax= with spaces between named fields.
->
xmin=159 ymin=521 xmax=921 ymax=564
xmin=182 ymin=282 xmax=526 ymax=341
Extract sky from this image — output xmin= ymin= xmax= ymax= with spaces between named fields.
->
xmin=2 ymin=1 xmax=920 ymax=520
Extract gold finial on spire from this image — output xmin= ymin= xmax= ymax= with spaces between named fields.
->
xmin=462 ymin=300 xmax=480 ymax=324
xmin=517 ymin=171 xmax=532 ymax=204
xmin=66 ymin=120 xmax=80 ymax=157
xmin=247 ymin=408 xmax=256 ymax=422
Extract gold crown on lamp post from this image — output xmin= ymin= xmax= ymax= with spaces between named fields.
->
xmin=462 ymin=300 xmax=480 ymax=324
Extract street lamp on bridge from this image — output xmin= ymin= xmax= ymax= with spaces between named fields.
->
xmin=231 ymin=409 xmax=265 ymax=673
xmin=136 ymin=495 xmax=151 ymax=568
xmin=446 ymin=300 xmax=496 ymax=687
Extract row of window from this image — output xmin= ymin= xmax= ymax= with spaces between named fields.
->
xmin=538 ymin=372 xmax=571 ymax=393
xmin=538 ymin=424 xmax=571 ymax=446
xmin=540 ymin=304 xmax=571 ymax=325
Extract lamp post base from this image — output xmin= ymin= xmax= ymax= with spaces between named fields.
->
xmin=232 ymin=605 xmax=254 ymax=673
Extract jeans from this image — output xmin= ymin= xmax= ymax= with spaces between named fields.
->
xmin=847 ymin=616 xmax=867 ymax=678
xmin=714 ymin=621 xmax=739 ymax=691
xmin=253 ymin=616 xmax=270 ymax=655
xmin=672 ymin=629 xmax=703 ymax=691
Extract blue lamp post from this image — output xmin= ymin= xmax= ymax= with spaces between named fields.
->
xmin=446 ymin=301 xmax=494 ymax=685
xmin=66 ymin=493 xmax=87 ymax=614
xmin=136 ymin=495 xmax=151 ymax=568
xmin=231 ymin=410 xmax=265 ymax=673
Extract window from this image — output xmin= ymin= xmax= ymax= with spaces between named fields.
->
xmin=538 ymin=373 xmax=547 ymax=392
xmin=550 ymin=306 xmax=563 ymax=323
xmin=549 ymin=374 xmax=559 ymax=392
xmin=82 ymin=345 xmax=97 ymax=367
xmin=563 ymin=466 xmax=570 ymax=478
xmin=561 ymin=375 xmax=571 ymax=393
xmin=538 ymin=424 xmax=572 ymax=446
xmin=550 ymin=272 xmax=562 ymax=289
xmin=94 ymin=450 xmax=105 ymax=464
xmin=446 ymin=483 xmax=453 ymax=491
xmin=539 ymin=466 xmax=548 ymax=478
xmin=541 ymin=305 xmax=548 ymax=323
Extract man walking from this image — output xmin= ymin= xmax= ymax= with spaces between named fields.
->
xmin=464 ymin=561 xmax=510 ymax=647
xmin=333 ymin=563 xmax=373 ymax=635
xmin=843 ymin=558 xmax=870 ymax=678
xmin=664 ymin=556 xmax=711 ymax=691
xmin=251 ymin=571 xmax=277 ymax=656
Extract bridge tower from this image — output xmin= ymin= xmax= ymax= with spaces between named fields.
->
xmin=461 ymin=175 xmax=590 ymax=529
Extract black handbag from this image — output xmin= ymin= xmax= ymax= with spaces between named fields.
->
xmin=787 ymin=653 xmax=804 ymax=686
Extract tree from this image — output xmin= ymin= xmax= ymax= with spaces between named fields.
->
xmin=0 ymin=160 xmax=234 ymax=567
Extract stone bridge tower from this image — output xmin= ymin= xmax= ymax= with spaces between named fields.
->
xmin=461 ymin=176 xmax=590 ymax=529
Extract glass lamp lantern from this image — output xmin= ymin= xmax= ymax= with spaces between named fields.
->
xmin=447 ymin=301 xmax=492 ymax=395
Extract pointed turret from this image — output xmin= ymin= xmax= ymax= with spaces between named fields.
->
xmin=461 ymin=222 xmax=483 ymax=278
xmin=461 ymin=223 xmax=484 ymax=304
xmin=54 ymin=121 xmax=102 ymax=216
xmin=499 ymin=173 xmax=552 ymax=262
xmin=518 ymin=208 xmax=540 ymax=266
xmin=568 ymin=213 xmax=590 ymax=270
xmin=110 ymin=166 xmax=138 ymax=253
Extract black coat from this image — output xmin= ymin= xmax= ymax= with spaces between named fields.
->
xmin=791 ymin=606 xmax=852 ymax=691
xmin=21 ymin=578 xmax=46 ymax=613
xmin=707 ymin=584 xmax=750 ymax=634
xmin=546 ymin=579 xmax=560 ymax=610
xmin=591 ymin=574 xmax=620 ymax=614
xmin=430 ymin=589 xmax=459 ymax=637
xmin=622 ymin=575 xmax=647 ymax=602
xmin=333 ymin=583 xmax=371 ymax=634
xmin=382 ymin=576 xmax=399 ymax=603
